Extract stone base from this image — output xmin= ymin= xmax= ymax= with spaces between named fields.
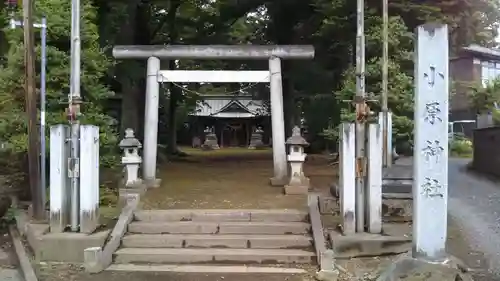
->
xmin=201 ymin=144 xmax=219 ymax=150
xmin=248 ymin=145 xmax=265 ymax=150
xmin=248 ymin=140 xmax=265 ymax=150
xmin=377 ymin=254 xmax=473 ymax=281
xmin=284 ymin=185 xmax=309 ymax=195
xmin=21 ymin=221 xmax=109 ymax=263
xmin=144 ymin=178 xmax=161 ymax=188
xmin=316 ymin=269 xmax=340 ymax=281
xmin=318 ymin=194 xmax=412 ymax=222
xmin=119 ymin=184 xmax=146 ymax=209
xmin=270 ymin=176 xmax=287 ymax=186
xmin=202 ymin=136 xmax=219 ymax=150
xmin=383 ymin=193 xmax=412 ymax=222
xmin=329 ymin=230 xmax=411 ymax=258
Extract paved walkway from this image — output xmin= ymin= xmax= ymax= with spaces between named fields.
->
xmin=448 ymin=158 xmax=500 ymax=280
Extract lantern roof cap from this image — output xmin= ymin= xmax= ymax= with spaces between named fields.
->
xmin=286 ymin=126 xmax=309 ymax=146
xmin=119 ymin=128 xmax=142 ymax=148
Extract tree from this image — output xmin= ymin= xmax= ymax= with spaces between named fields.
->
xmin=467 ymin=78 xmax=500 ymax=113
xmin=0 ymin=0 xmax=119 ymax=190
xmin=322 ymin=14 xmax=415 ymax=152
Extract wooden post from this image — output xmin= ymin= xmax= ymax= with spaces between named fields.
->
xmin=23 ymin=0 xmax=43 ymax=220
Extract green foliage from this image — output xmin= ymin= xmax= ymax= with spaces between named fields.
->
xmin=326 ymin=15 xmax=414 ymax=150
xmin=493 ymin=108 xmax=500 ymax=125
xmin=449 ymin=134 xmax=473 ymax=158
xmin=467 ymin=78 xmax=500 ymax=113
xmin=0 ymin=0 xmax=119 ymax=186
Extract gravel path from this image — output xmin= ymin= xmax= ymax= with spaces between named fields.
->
xmin=447 ymin=158 xmax=500 ymax=280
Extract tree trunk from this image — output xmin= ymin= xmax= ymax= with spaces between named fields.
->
xmin=116 ymin=0 xmax=144 ymax=137
xmin=120 ymin=81 xmax=140 ymax=135
xmin=166 ymin=61 xmax=182 ymax=155
xmin=164 ymin=0 xmax=182 ymax=155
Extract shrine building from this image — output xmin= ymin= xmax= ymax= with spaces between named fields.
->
xmin=187 ymin=95 xmax=271 ymax=147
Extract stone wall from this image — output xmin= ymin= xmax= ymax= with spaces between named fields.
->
xmin=473 ymin=127 xmax=500 ymax=177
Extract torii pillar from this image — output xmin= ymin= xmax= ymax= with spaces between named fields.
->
xmin=112 ymin=45 xmax=315 ymax=187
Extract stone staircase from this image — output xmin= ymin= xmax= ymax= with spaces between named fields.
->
xmin=109 ymin=209 xmax=316 ymax=270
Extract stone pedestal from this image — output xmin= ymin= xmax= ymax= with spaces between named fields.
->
xmin=284 ymin=126 xmax=310 ymax=195
xmin=248 ymin=127 xmax=265 ymax=149
xmin=202 ymin=127 xmax=219 ymax=150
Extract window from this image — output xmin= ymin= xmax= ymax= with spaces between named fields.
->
xmin=481 ymin=60 xmax=500 ymax=87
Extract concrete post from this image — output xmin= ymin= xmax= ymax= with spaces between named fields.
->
xmin=378 ymin=112 xmax=392 ymax=165
xmin=268 ymin=56 xmax=287 ymax=185
xmin=143 ymin=57 xmax=161 ymax=187
xmin=339 ymin=123 xmax=356 ymax=235
xmin=49 ymin=125 xmax=70 ymax=233
xmin=79 ymin=125 xmax=100 ymax=234
xmin=413 ymin=24 xmax=449 ymax=260
xmin=367 ymin=123 xmax=382 ymax=234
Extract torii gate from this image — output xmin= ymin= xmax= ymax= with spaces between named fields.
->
xmin=112 ymin=45 xmax=315 ymax=187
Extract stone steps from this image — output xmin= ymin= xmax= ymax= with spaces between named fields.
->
xmin=127 ymin=221 xmax=311 ymax=235
xmin=133 ymin=209 xmax=309 ymax=222
xmin=111 ymin=209 xmax=316 ymax=271
xmin=106 ymin=264 xmax=307 ymax=274
xmin=114 ymin=248 xmax=316 ymax=264
xmin=122 ymin=234 xmax=314 ymax=249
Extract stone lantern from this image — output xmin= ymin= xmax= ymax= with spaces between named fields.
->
xmin=248 ymin=126 xmax=264 ymax=149
xmin=119 ymin=128 xmax=143 ymax=187
xmin=284 ymin=126 xmax=310 ymax=195
xmin=202 ymin=126 xmax=220 ymax=150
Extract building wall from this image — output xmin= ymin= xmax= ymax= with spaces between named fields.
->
xmin=449 ymin=52 xmax=500 ymax=137
xmin=450 ymin=56 xmax=474 ymax=111
xmin=473 ymin=127 xmax=500 ymax=177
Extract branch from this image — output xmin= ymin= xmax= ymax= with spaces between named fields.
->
xmin=151 ymin=0 xmax=181 ymax=41
xmin=197 ymin=0 xmax=269 ymax=42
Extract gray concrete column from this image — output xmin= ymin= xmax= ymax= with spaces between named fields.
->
xmin=143 ymin=57 xmax=161 ymax=186
xmin=269 ymin=56 xmax=287 ymax=185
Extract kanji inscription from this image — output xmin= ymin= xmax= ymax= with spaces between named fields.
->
xmin=421 ymin=177 xmax=444 ymax=198
xmin=424 ymin=101 xmax=442 ymax=124
xmin=423 ymin=65 xmax=445 ymax=87
xmin=422 ymin=140 xmax=444 ymax=162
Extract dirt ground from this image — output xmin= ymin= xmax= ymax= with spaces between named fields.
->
xmin=141 ymin=147 xmax=335 ymax=210
xmin=36 ymin=264 xmax=316 ymax=281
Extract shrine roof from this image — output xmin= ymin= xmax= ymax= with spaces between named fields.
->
xmin=459 ymin=44 xmax=500 ymax=60
xmin=191 ymin=95 xmax=269 ymax=118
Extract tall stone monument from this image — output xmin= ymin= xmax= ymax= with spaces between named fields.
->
xmin=378 ymin=23 xmax=470 ymax=281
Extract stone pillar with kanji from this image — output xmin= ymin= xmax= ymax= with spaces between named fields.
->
xmin=118 ymin=128 xmax=146 ymax=207
xmin=284 ymin=126 xmax=310 ymax=195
